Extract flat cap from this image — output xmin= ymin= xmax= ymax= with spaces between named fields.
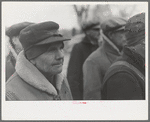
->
xmin=101 ymin=17 xmax=127 ymax=34
xmin=19 ymin=21 xmax=70 ymax=60
xmin=82 ymin=21 xmax=100 ymax=31
xmin=6 ymin=22 xmax=34 ymax=37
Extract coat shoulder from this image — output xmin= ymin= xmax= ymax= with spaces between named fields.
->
xmin=103 ymin=63 xmax=144 ymax=83
xmin=6 ymin=72 xmax=27 ymax=100
xmin=73 ymin=41 xmax=88 ymax=50
xmin=102 ymin=70 xmax=144 ymax=100
xmin=84 ymin=46 xmax=108 ymax=66
xmin=6 ymin=72 xmax=23 ymax=87
xmin=103 ymin=64 xmax=145 ymax=98
xmin=6 ymin=72 xmax=54 ymax=101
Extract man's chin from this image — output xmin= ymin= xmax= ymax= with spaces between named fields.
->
xmin=53 ymin=67 xmax=63 ymax=75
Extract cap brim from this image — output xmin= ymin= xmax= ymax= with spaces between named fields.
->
xmin=35 ymin=36 xmax=70 ymax=45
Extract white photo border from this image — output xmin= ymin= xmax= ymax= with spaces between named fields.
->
xmin=1 ymin=1 xmax=149 ymax=120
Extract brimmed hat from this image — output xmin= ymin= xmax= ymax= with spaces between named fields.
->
xmin=19 ymin=21 xmax=70 ymax=60
xmin=6 ymin=22 xmax=34 ymax=37
xmin=101 ymin=17 xmax=127 ymax=35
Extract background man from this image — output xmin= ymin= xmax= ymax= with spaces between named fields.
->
xmin=67 ymin=21 xmax=100 ymax=100
xmin=5 ymin=22 xmax=34 ymax=80
xmin=6 ymin=21 xmax=73 ymax=101
xmin=102 ymin=13 xmax=145 ymax=100
xmin=83 ymin=17 xmax=127 ymax=100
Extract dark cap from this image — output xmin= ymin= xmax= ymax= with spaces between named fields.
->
xmin=19 ymin=21 xmax=70 ymax=60
xmin=101 ymin=17 xmax=127 ymax=34
xmin=82 ymin=21 xmax=100 ymax=31
xmin=125 ymin=13 xmax=145 ymax=32
xmin=6 ymin=22 xmax=34 ymax=38
xmin=125 ymin=13 xmax=145 ymax=46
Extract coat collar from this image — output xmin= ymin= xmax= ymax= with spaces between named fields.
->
xmin=100 ymin=30 xmax=121 ymax=55
xmin=122 ymin=46 xmax=145 ymax=75
xmin=15 ymin=51 xmax=64 ymax=96
xmin=82 ymin=35 xmax=98 ymax=46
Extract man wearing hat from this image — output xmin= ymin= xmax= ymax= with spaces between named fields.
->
xmin=67 ymin=21 xmax=100 ymax=100
xmin=102 ymin=13 xmax=145 ymax=100
xmin=6 ymin=22 xmax=34 ymax=80
xmin=6 ymin=21 xmax=73 ymax=100
xmin=83 ymin=17 xmax=127 ymax=100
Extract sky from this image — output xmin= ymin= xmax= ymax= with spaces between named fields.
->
xmin=3 ymin=2 xmax=147 ymax=30
xmin=3 ymin=2 xmax=79 ymax=29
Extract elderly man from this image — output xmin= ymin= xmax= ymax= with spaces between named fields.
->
xmin=5 ymin=22 xmax=34 ymax=80
xmin=102 ymin=13 xmax=145 ymax=100
xmin=83 ymin=17 xmax=127 ymax=100
xmin=67 ymin=21 xmax=100 ymax=100
xmin=6 ymin=21 xmax=73 ymax=101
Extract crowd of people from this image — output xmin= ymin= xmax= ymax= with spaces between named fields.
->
xmin=5 ymin=12 xmax=145 ymax=101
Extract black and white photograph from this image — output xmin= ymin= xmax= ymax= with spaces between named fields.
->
xmin=2 ymin=1 xmax=148 ymax=120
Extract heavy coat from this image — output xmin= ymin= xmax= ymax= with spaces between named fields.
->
xmin=6 ymin=52 xmax=16 ymax=81
xmin=102 ymin=44 xmax=145 ymax=100
xmin=6 ymin=51 xmax=73 ymax=101
xmin=67 ymin=36 xmax=98 ymax=100
xmin=83 ymin=35 xmax=121 ymax=100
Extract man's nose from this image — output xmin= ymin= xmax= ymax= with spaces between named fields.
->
xmin=56 ymin=49 xmax=64 ymax=60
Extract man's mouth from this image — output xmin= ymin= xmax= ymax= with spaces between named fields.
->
xmin=53 ymin=63 xmax=63 ymax=66
xmin=55 ymin=64 xmax=62 ymax=66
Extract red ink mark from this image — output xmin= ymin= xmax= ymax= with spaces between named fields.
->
xmin=72 ymin=101 xmax=87 ymax=104
xmin=145 ymin=64 xmax=146 ymax=66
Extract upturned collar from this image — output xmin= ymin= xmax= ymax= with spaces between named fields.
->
xmin=15 ymin=51 xmax=64 ymax=96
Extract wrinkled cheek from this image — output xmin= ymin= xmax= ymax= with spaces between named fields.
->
xmin=44 ymin=65 xmax=52 ymax=73
xmin=48 ymin=53 xmax=55 ymax=63
xmin=42 ymin=61 xmax=52 ymax=73
xmin=48 ymin=66 xmax=62 ymax=75
xmin=43 ymin=54 xmax=57 ymax=73
xmin=43 ymin=61 xmax=53 ymax=73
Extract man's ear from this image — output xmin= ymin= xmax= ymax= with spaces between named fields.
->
xmin=107 ymin=32 xmax=114 ymax=40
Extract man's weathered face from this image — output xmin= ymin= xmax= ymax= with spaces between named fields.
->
xmin=32 ymin=42 xmax=64 ymax=75
xmin=86 ymin=28 xmax=100 ymax=44
xmin=111 ymin=30 xmax=127 ymax=51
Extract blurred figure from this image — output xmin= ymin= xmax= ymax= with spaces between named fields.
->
xmin=83 ymin=17 xmax=127 ymax=100
xmin=67 ymin=21 xmax=100 ymax=100
xmin=6 ymin=21 xmax=72 ymax=100
xmin=102 ymin=13 xmax=145 ymax=100
xmin=5 ymin=22 xmax=34 ymax=80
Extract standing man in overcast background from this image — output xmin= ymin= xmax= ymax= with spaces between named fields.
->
xmin=102 ymin=13 xmax=145 ymax=100
xmin=83 ymin=17 xmax=127 ymax=100
xmin=67 ymin=21 xmax=100 ymax=100
xmin=5 ymin=22 xmax=34 ymax=80
xmin=6 ymin=21 xmax=73 ymax=101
